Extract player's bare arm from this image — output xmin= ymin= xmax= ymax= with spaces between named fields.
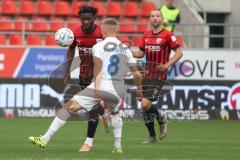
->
xmin=64 ymin=46 xmax=75 ymax=84
xmin=158 ymin=47 xmax=183 ymax=71
xmin=93 ymin=56 xmax=102 ymax=100
xmin=129 ymin=65 xmax=143 ymax=100
xmin=132 ymin=49 xmax=145 ymax=58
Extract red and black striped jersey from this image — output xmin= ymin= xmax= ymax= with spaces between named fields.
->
xmin=139 ymin=28 xmax=180 ymax=80
xmin=70 ymin=25 xmax=103 ymax=78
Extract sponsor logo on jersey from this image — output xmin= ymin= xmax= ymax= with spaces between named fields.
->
xmin=78 ymin=47 xmax=93 ymax=54
xmin=145 ymin=45 xmax=161 ymax=51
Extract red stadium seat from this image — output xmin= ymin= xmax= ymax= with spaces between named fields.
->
xmin=31 ymin=17 xmax=48 ymax=31
xmin=37 ymin=1 xmax=52 ymax=15
xmin=14 ymin=17 xmax=31 ymax=31
xmin=54 ymin=1 xmax=71 ymax=16
xmin=0 ymin=34 xmax=7 ymax=45
xmin=137 ymin=18 xmax=149 ymax=33
xmin=118 ymin=36 xmax=131 ymax=47
xmin=119 ymin=18 xmax=136 ymax=33
xmin=2 ymin=0 xmax=18 ymax=15
xmin=141 ymin=2 xmax=156 ymax=17
xmin=19 ymin=0 xmax=35 ymax=15
xmin=123 ymin=2 xmax=139 ymax=17
xmin=49 ymin=17 xmax=65 ymax=32
xmin=132 ymin=36 xmax=142 ymax=47
xmin=107 ymin=2 xmax=122 ymax=17
xmin=118 ymin=36 xmax=130 ymax=42
xmin=67 ymin=17 xmax=80 ymax=31
xmin=89 ymin=2 xmax=105 ymax=17
xmin=9 ymin=35 xmax=23 ymax=45
xmin=45 ymin=34 xmax=57 ymax=46
xmin=0 ymin=16 xmax=12 ymax=31
xmin=71 ymin=1 xmax=83 ymax=16
xmin=26 ymin=35 xmax=42 ymax=45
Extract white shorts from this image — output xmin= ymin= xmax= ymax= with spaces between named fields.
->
xmin=72 ymin=80 xmax=126 ymax=112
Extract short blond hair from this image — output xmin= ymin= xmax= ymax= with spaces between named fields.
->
xmin=101 ymin=18 xmax=118 ymax=26
xmin=101 ymin=18 xmax=118 ymax=33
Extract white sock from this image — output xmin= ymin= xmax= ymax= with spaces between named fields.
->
xmin=110 ymin=114 xmax=123 ymax=148
xmin=84 ymin=137 xmax=93 ymax=146
xmin=42 ymin=117 xmax=66 ymax=142
xmin=114 ymin=137 xmax=121 ymax=149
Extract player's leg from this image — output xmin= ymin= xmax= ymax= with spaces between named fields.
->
xmin=141 ymin=79 xmax=168 ymax=142
xmin=152 ymin=84 xmax=168 ymax=140
xmin=156 ymin=108 xmax=168 ymax=140
xmin=141 ymin=98 xmax=157 ymax=143
xmin=110 ymin=109 xmax=123 ymax=154
xmin=80 ymin=104 xmax=101 ymax=152
xmin=100 ymin=85 xmax=123 ymax=153
xmin=99 ymin=101 xmax=111 ymax=133
xmin=28 ymin=100 xmax=81 ymax=148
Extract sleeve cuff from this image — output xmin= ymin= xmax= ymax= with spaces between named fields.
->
xmin=171 ymin=45 xmax=180 ymax=50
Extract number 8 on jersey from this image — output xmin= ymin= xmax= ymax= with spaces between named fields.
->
xmin=107 ymin=55 xmax=120 ymax=76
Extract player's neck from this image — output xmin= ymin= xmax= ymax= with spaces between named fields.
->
xmin=104 ymin=33 xmax=116 ymax=39
xmin=152 ymin=26 xmax=164 ymax=34
xmin=82 ymin=24 xmax=96 ymax=34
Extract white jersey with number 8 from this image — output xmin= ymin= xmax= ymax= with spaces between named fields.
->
xmin=92 ymin=37 xmax=136 ymax=81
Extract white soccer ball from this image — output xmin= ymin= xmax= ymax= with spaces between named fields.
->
xmin=55 ymin=28 xmax=74 ymax=47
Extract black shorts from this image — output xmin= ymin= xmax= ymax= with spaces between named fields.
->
xmin=142 ymin=79 xmax=170 ymax=102
xmin=79 ymin=76 xmax=93 ymax=90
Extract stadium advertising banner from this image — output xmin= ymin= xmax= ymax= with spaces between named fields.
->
xmin=168 ymin=50 xmax=240 ymax=80
xmin=0 ymin=48 xmax=67 ymax=78
xmin=0 ymin=79 xmax=240 ymax=120
xmin=0 ymin=48 xmax=239 ymax=80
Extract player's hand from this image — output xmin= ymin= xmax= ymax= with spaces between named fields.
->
xmin=157 ymin=64 xmax=169 ymax=71
xmin=64 ymin=73 xmax=71 ymax=85
xmin=136 ymin=90 xmax=143 ymax=101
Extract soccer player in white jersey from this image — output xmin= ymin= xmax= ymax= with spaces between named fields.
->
xmin=28 ymin=18 xmax=142 ymax=153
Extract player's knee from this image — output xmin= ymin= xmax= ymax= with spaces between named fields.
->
xmin=97 ymin=105 xmax=105 ymax=116
xmin=110 ymin=114 xmax=122 ymax=129
xmin=68 ymin=102 xmax=81 ymax=114
xmin=88 ymin=108 xmax=99 ymax=119
xmin=141 ymin=98 xmax=152 ymax=112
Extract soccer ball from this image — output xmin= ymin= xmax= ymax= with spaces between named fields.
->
xmin=55 ymin=28 xmax=74 ymax=47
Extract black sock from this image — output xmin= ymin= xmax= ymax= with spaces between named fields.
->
xmin=87 ymin=108 xmax=99 ymax=138
xmin=143 ymin=111 xmax=156 ymax=137
xmin=148 ymin=104 xmax=164 ymax=125
xmin=87 ymin=119 xmax=99 ymax=138
xmin=97 ymin=104 xmax=104 ymax=116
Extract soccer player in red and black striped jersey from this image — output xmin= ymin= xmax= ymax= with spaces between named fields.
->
xmin=64 ymin=5 xmax=109 ymax=151
xmin=133 ymin=10 xmax=183 ymax=143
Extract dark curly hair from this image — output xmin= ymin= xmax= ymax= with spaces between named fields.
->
xmin=78 ymin=4 xmax=98 ymax=17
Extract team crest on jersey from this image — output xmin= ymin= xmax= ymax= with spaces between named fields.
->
xmin=76 ymin=39 xmax=81 ymax=45
xmin=96 ymin=39 xmax=103 ymax=43
xmin=156 ymin=38 xmax=162 ymax=44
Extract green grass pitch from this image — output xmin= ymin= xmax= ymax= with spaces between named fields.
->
xmin=0 ymin=118 xmax=240 ymax=160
